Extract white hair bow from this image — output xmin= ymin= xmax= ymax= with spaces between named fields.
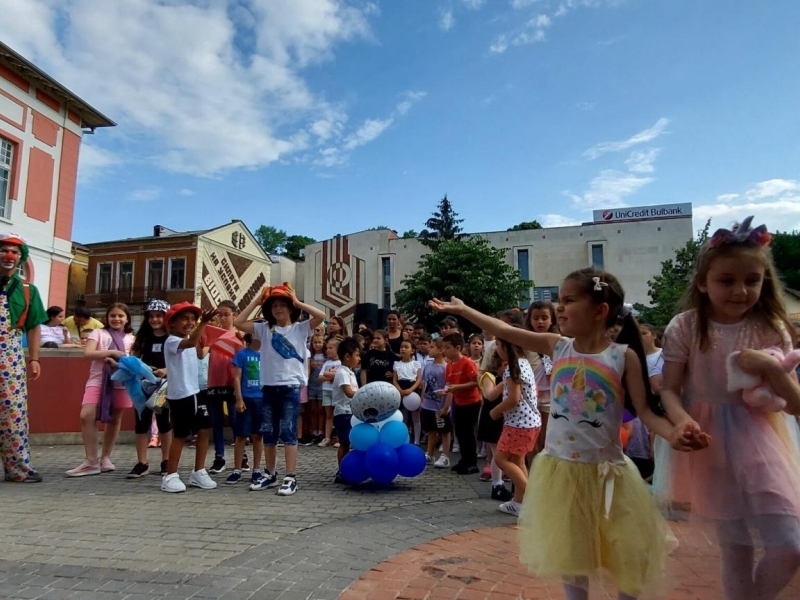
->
xmin=592 ymin=276 xmax=608 ymax=292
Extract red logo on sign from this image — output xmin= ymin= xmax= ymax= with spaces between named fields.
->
xmin=602 ymin=210 xmax=613 ymax=221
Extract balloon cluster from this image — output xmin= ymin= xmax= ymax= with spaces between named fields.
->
xmin=340 ymin=382 xmax=427 ymax=485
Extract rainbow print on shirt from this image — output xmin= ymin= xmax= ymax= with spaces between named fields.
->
xmin=551 ymin=356 xmax=623 ymax=424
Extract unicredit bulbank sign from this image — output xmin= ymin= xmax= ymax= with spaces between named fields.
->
xmin=592 ymin=202 xmax=692 ymax=224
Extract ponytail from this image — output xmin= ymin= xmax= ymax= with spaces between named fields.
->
xmin=615 ymin=313 xmax=663 ymax=416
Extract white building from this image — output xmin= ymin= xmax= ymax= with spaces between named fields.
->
xmin=302 ymin=203 xmax=693 ymax=327
xmin=0 ymin=41 xmax=114 ymax=306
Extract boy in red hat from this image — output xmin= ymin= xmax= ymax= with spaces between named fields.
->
xmin=161 ymin=301 xmax=218 ymax=493
xmin=0 ymin=233 xmax=46 ymax=482
xmin=235 ymin=283 xmax=325 ymax=496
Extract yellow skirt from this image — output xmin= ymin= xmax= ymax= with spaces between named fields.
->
xmin=519 ymin=454 xmax=672 ymax=597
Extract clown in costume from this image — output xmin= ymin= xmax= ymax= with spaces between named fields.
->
xmin=0 ymin=233 xmax=46 ymax=482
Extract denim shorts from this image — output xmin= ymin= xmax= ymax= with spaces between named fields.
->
xmin=232 ymin=397 xmax=264 ymax=439
xmin=261 ymin=385 xmax=301 ymax=446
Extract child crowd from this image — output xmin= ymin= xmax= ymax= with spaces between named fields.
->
xmin=20 ymin=214 xmax=800 ymax=600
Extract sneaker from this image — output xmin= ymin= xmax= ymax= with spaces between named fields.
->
xmin=425 ymin=453 xmax=433 ymax=464
xmin=209 ymin=456 xmax=226 ymax=474
xmin=491 ymin=484 xmax=514 ymax=502
xmin=480 ymin=466 xmax=492 ymax=482
xmin=333 ymin=441 xmax=341 ymax=448
xmin=334 ymin=471 xmax=346 ymax=484
xmin=452 ymin=442 xmax=460 ymax=454
xmin=225 ymin=470 xmax=243 ymax=485
xmin=498 ymin=501 xmax=521 ymax=516
xmin=127 ymin=462 xmax=150 ymax=478
xmin=250 ymin=470 xmax=264 ymax=484
xmin=313 ymin=434 xmax=325 ymax=445
xmin=100 ymin=457 xmax=116 ymax=473
xmin=241 ymin=454 xmax=251 ymax=472
xmin=66 ymin=460 xmax=101 ymax=477
xmin=161 ymin=472 xmax=186 ymax=493
xmin=433 ymin=454 xmax=451 ymax=469
xmin=22 ymin=471 xmax=43 ymax=483
xmin=298 ymin=435 xmax=314 ymax=446
xmin=250 ymin=471 xmax=279 ymax=491
xmin=317 ymin=438 xmax=331 ymax=447
xmin=277 ymin=475 xmax=297 ymax=496
xmin=455 ymin=464 xmax=480 ymax=475
xmin=189 ymin=468 xmax=218 ymax=490
xmin=160 ymin=460 xmax=169 ymax=475
xmin=477 ymin=448 xmax=487 ymax=459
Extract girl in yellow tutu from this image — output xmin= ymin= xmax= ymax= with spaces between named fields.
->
xmin=430 ymin=268 xmax=707 ymax=600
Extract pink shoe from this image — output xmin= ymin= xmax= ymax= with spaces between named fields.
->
xmin=66 ymin=460 xmax=101 ymax=477
xmin=100 ymin=457 xmax=116 ymax=473
xmin=480 ymin=466 xmax=492 ymax=482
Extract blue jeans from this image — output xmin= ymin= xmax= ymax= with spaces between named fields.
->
xmin=261 ymin=385 xmax=300 ymax=446
xmin=207 ymin=387 xmax=236 ymax=458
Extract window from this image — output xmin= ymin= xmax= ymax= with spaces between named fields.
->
xmin=0 ymin=138 xmax=12 ymax=219
xmin=381 ymin=257 xmax=391 ymax=310
xmin=147 ymin=259 xmax=164 ymax=290
xmin=591 ymin=243 xmax=604 ymax=270
xmin=169 ymin=258 xmax=186 ymax=289
xmin=118 ymin=261 xmax=133 ymax=291
xmin=517 ymin=249 xmax=531 ymax=309
xmin=98 ymin=263 xmax=112 ymax=293
xmin=533 ymin=286 xmax=559 ymax=303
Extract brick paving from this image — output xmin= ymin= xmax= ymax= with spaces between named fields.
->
xmin=1 ymin=444 xmax=798 ymax=599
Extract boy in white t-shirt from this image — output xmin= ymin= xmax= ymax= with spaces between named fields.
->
xmin=332 ymin=338 xmax=360 ymax=484
xmin=317 ymin=338 xmax=341 ymax=447
xmin=161 ymin=302 xmax=218 ymax=493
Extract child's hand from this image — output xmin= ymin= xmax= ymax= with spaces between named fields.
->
xmin=428 ymin=297 xmax=466 ymax=315
xmin=489 ymin=407 xmax=501 ymax=421
xmin=670 ymin=420 xmax=711 ymax=452
xmin=104 ymin=357 xmax=118 ymax=368
xmin=435 ymin=388 xmax=448 ymax=397
xmin=737 ymin=349 xmax=783 ymax=377
xmin=200 ymin=309 xmax=218 ymax=324
xmin=436 ymin=407 xmax=448 ymax=418
xmin=235 ymin=400 xmax=246 ymax=413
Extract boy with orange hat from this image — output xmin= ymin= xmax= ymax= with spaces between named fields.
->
xmin=235 ymin=283 xmax=325 ymax=496
xmin=0 ymin=233 xmax=46 ymax=483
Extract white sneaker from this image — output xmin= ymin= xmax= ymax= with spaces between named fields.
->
xmin=434 ymin=454 xmax=450 ymax=469
xmin=477 ymin=449 xmax=487 ymax=459
xmin=425 ymin=453 xmax=433 ymax=464
xmin=277 ymin=475 xmax=297 ymax=496
xmin=498 ymin=501 xmax=521 ymax=516
xmin=317 ymin=438 xmax=331 ymax=447
xmin=452 ymin=443 xmax=460 ymax=454
xmin=161 ymin=473 xmax=186 ymax=493
xmin=189 ymin=468 xmax=218 ymax=490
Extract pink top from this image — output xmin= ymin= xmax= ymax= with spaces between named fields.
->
xmin=663 ymin=310 xmax=800 ymax=525
xmin=85 ymin=329 xmax=135 ymax=388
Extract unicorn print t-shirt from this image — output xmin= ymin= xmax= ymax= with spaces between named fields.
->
xmin=253 ymin=320 xmax=312 ymax=386
xmin=545 ymin=338 xmax=627 ymax=466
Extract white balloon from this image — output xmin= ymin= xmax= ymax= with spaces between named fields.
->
xmin=402 ymin=392 xmax=421 ymax=411
xmin=351 ymin=381 xmax=401 ymax=423
xmin=375 ymin=410 xmax=404 ymax=429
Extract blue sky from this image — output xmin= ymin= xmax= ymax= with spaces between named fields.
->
xmin=2 ymin=0 xmax=800 ymax=244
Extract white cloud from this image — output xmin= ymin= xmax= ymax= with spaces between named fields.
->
xmin=566 ymin=169 xmax=653 ymax=208
xmin=128 ymin=186 xmax=161 ymax=202
xmin=439 ymin=8 xmax=455 ymax=31
xmin=584 ymin=118 xmax=670 ymax=159
xmin=694 ymin=179 xmax=800 ymax=233
xmin=0 ymin=0 xmax=384 ymax=177
xmin=625 ymin=148 xmax=661 ymax=174
xmin=396 ymin=91 xmax=427 ymax=116
xmin=511 ymin=0 xmax=542 ymax=8
xmin=179 ymin=188 xmax=194 ymax=197
xmin=540 ymin=213 xmax=582 ymax=227
xmin=462 ymin=0 xmax=486 ymax=9
xmin=77 ymin=143 xmax=120 ymax=182
xmin=529 ymin=14 xmax=552 ymax=28
xmin=745 ymin=178 xmax=800 ymax=200
xmin=490 ymin=34 xmax=510 ymax=54
xmin=343 ymin=118 xmax=393 ymax=151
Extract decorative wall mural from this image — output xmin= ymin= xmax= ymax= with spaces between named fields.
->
xmin=201 ymin=245 xmax=267 ymax=311
xmin=316 ymin=236 xmax=366 ymax=320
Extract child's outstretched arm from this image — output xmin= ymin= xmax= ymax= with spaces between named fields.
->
xmin=657 ymin=358 xmax=711 ymax=451
xmin=178 ymin=309 xmax=217 ymax=350
xmin=429 ymin=297 xmax=558 ymax=356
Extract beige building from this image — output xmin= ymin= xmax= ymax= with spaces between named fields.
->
xmin=302 ymin=203 xmax=694 ymax=328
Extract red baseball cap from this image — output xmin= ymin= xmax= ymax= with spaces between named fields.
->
xmin=164 ymin=301 xmax=202 ymax=325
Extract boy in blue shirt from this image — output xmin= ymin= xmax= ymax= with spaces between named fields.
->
xmin=228 ymin=334 xmax=266 ymax=489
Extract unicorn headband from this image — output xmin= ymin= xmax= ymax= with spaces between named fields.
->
xmin=708 ymin=216 xmax=772 ymax=249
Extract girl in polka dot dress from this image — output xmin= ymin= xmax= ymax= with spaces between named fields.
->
xmin=490 ymin=331 xmax=541 ymax=517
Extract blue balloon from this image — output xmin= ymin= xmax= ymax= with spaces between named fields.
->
xmin=396 ymin=443 xmax=427 ymax=478
xmin=365 ymin=442 xmax=399 ymax=484
xmin=340 ymin=450 xmax=369 ymax=484
xmin=379 ymin=420 xmax=410 ymax=448
xmin=350 ymin=423 xmax=380 ymax=451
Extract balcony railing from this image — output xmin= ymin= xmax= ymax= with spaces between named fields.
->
xmin=85 ymin=286 xmax=170 ymax=305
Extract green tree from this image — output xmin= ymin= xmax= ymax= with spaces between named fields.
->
xmin=395 ymin=238 xmax=529 ymax=332
xmin=772 ymin=230 xmax=800 ymax=290
xmin=419 ymin=195 xmax=465 ymax=249
xmin=368 ymin=225 xmax=392 ymax=231
xmin=254 ymin=225 xmax=288 ymax=254
xmin=284 ymin=234 xmax=316 ymax=261
xmin=508 ymin=220 xmax=543 ymax=231
xmin=634 ymin=220 xmax=711 ymax=327
xmin=402 ymin=229 xmax=418 ymax=239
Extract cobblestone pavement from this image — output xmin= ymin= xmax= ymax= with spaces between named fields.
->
xmin=3 ymin=444 xmax=797 ymax=600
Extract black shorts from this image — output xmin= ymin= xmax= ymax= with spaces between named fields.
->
xmin=421 ymin=408 xmax=451 ymax=433
xmin=134 ymin=406 xmax=172 ymax=435
xmin=206 ymin=386 xmax=235 ymax=405
xmin=333 ymin=414 xmax=352 ymax=448
xmin=168 ymin=391 xmax=212 ymax=439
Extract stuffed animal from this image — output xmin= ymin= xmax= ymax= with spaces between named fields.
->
xmin=726 ymin=347 xmax=800 ymax=411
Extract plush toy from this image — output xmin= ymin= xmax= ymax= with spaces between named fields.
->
xmin=726 ymin=348 xmax=800 ymax=411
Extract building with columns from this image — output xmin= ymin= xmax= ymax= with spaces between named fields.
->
xmin=0 ymin=41 xmax=114 ymax=307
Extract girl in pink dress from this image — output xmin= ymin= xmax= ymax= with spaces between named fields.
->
xmin=661 ymin=216 xmax=800 ymax=600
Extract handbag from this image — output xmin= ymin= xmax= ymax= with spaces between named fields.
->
xmin=143 ymin=378 xmax=169 ymax=413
